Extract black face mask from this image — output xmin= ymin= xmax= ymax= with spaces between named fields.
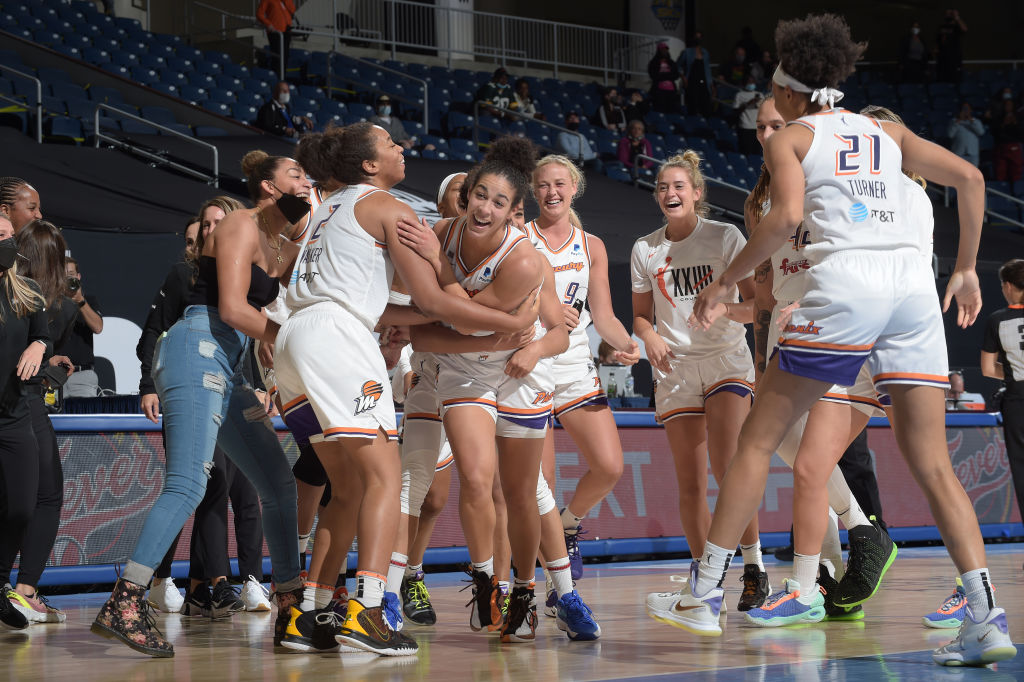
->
xmin=0 ymin=237 xmax=18 ymax=271
xmin=566 ymin=121 xmax=579 ymax=131
xmin=272 ymin=188 xmax=311 ymax=224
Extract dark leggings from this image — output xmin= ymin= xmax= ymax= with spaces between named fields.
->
xmin=0 ymin=412 xmax=40 ymax=586
xmin=837 ymin=428 xmax=886 ymax=528
xmin=228 ymin=457 xmax=263 ymax=580
xmin=1001 ymin=396 xmax=1024 ymax=525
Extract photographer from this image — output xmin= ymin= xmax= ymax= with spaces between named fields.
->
xmin=57 ymin=257 xmax=103 ymax=398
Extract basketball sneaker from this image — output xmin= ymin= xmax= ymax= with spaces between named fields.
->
xmin=737 ymin=564 xmax=771 ymax=611
xmin=30 ymin=592 xmax=66 ymax=623
xmin=922 ymin=579 xmax=966 ymax=629
xmin=463 ymin=568 xmax=501 ymax=632
xmin=834 ymin=516 xmax=896 ymax=607
xmin=497 ymin=582 xmax=510 ymax=622
xmin=280 ymin=606 xmax=342 ymax=653
xmin=932 ymin=606 xmax=1017 ymax=666
xmin=211 ymin=581 xmax=246 ymax=618
xmin=0 ymin=584 xmax=28 ymax=630
xmin=544 ymin=577 xmax=557 ymax=618
xmin=148 ymin=579 xmax=184 ymax=614
xmin=8 ymin=589 xmax=47 ymax=624
xmin=744 ymin=579 xmax=826 ymax=628
xmin=183 ymin=584 xmax=213 ymax=617
xmin=334 ymin=598 xmax=419 ymax=656
xmin=331 ymin=586 xmax=349 ymax=618
xmin=401 ymin=571 xmax=436 ymax=626
xmin=564 ymin=524 xmax=586 ymax=580
xmin=500 ymin=583 xmax=537 ymax=643
xmin=646 ymin=564 xmax=723 ymax=636
xmin=383 ymin=592 xmax=403 ymax=631
xmin=241 ymin=576 xmax=272 ymax=612
xmin=555 ymin=591 xmax=600 ymax=641
xmin=817 ymin=564 xmax=864 ymax=621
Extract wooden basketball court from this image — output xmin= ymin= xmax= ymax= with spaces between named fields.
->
xmin=4 ymin=545 xmax=1021 ymax=680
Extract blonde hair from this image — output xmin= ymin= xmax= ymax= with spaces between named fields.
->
xmin=860 ymin=105 xmax=926 ymax=189
xmin=0 ymin=259 xmax=45 ymax=320
xmin=533 ymin=154 xmax=585 ymax=230
xmin=654 ymin=150 xmax=709 ymax=218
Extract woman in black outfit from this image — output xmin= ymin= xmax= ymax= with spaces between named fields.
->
xmin=0 ymin=219 xmax=77 ymax=624
xmin=0 ymin=217 xmax=49 ymax=630
xmin=981 ymin=259 xmax=1024 ymax=536
xmin=647 ymin=42 xmax=680 ymax=114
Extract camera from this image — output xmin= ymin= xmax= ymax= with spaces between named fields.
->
xmin=67 ymin=276 xmax=81 ymax=293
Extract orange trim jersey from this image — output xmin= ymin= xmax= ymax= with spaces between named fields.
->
xmin=527 ymin=220 xmax=593 ymax=365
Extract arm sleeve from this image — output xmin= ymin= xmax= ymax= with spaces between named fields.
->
xmin=982 ymin=315 xmax=1001 ymax=354
xmin=28 ymin=305 xmax=52 ymax=359
xmin=630 ymin=240 xmax=652 ymax=293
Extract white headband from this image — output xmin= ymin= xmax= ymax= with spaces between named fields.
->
xmin=437 ymin=172 xmax=465 ymax=206
xmin=772 ymin=65 xmax=844 ymax=109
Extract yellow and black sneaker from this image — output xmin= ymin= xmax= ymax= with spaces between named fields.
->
xmin=335 ymin=598 xmax=419 ymax=657
xmin=281 ymin=607 xmax=343 ymax=653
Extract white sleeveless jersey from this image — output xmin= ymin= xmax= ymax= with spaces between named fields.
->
xmin=286 ymin=183 xmax=395 ymax=332
xmin=630 ymin=217 xmax=750 ymax=357
xmin=265 ymin=186 xmax=333 ymax=326
xmin=791 ymin=109 xmax=916 ymax=262
xmin=527 ymin=220 xmax=592 ymax=364
xmin=440 ymin=216 xmax=539 ymax=360
xmin=904 ymin=175 xmax=934 ymax=267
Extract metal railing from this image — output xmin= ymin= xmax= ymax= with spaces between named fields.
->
xmin=985 ymin=185 xmax=1024 ymax=229
xmin=326 ymin=51 xmax=428 ymax=131
xmin=93 ymin=104 xmax=220 ymax=186
xmin=191 ymin=1 xmax=284 ymax=80
xmin=0 ymin=64 xmax=42 ymax=143
xmin=471 ymin=101 xmax=586 ymax=163
xmin=294 ymin=0 xmax=663 ymax=82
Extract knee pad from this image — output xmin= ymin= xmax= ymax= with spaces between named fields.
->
xmin=535 ymin=463 xmax=556 ymax=516
xmin=400 ymin=418 xmax=444 ymax=516
xmin=292 ymin=443 xmax=328 ymax=487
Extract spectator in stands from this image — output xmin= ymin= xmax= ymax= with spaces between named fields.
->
xmin=558 ymin=111 xmax=603 ymax=172
xmin=733 ymin=75 xmax=763 ymax=155
xmin=57 ymin=258 xmax=103 ymax=398
xmin=477 ymin=67 xmax=513 ymax=117
xmin=735 ymin=27 xmax=761 ymax=66
xmin=678 ymin=32 xmax=713 ymax=117
xmin=945 ymin=370 xmax=986 ymax=410
xmin=748 ymin=50 xmax=776 ymax=87
xmin=184 ymin=216 xmax=199 ymax=256
xmin=623 ymin=89 xmax=650 ymax=124
xmin=948 ymin=102 xmax=985 ymax=167
xmin=899 ymin=21 xmax=929 ymax=83
xmin=370 ymin=95 xmax=414 ymax=150
xmin=617 ymin=119 xmax=654 ymax=177
xmin=257 ymin=0 xmax=296 ymax=76
xmin=935 ymin=8 xmax=967 ymax=83
xmin=511 ymin=78 xmax=542 ymax=119
xmin=595 ymin=87 xmax=627 ymax=133
xmin=256 ymin=82 xmax=312 ymax=139
xmin=717 ymin=45 xmax=749 ymax=91
xmin=0 ymin=178 xmax=42 ymax=233
xmin=647 ymin=42 xmax=681 ymax=114
xmin=992 ymin=97 xmax=1024 ymax=182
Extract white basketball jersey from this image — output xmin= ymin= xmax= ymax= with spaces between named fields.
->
xmin=630 ymin=217 xmax=750 ymax=357
xmin=287 ymin=183 xmax=396 ymax=332
xmin=904 ymin=175 xmax=934 ymax=267
xmin=792 ymin=109 xmax=916 ymax=263
xmin=527 ymin=220 xmax=592 ymax=363
xmin=768 ymin=199 xmax=812 ymax=304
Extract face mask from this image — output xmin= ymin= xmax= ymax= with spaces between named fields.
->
xmin=0 ymin=237 xmax=18 ymax=271
xmin=746 ymin=83 xmax=756 ymax=91
xmin=271 ymin=184 xmax=311 ymax=224
xmin=379 ymin=105 xmax=392 ymax=116
xmin=1004 ymin=92 xmax=1014 ymax=100
xmin=277 ymin=92 xmax=290 ymax=105
xmin=911 ymin=27 xmax=920 ymax=35
xmin=566 ymin=120 xmax=579 ymax=131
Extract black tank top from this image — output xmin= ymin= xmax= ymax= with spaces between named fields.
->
xmin=188 ymin=256 xmax=280 ymax=310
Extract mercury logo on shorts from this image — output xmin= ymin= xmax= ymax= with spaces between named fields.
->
xmin=354 ymin=380 xmax=384 ymax=414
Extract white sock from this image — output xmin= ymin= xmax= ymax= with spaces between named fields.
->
xmin=545 ymin=557 xmax=573 ymax=599
xmin=405 ymin=562 xmax=423 ymax=578
xmin=355 ymin=571 xmax=386 ymax=608
xmin=793 ymin=552 xmax=820 ymax=605
xmin=298 ymin=533 xmax=311 ymax=555
xmin=301 ymin=582 xmax=317 ymax=611
xmin=560 ymin=506 xmax=583 ymax=531
xmin=386 ymin=552 xmax=408 ymax=594
xmin=472 ymin=557 xmax=494 ymax=578
xmin=498 ymin=580 xmax=510 ymax=594
xmin=821 ymin=509 xmax=844 ymax=581
xmin=961 ymin=568 xmax=995 ymax=620
xmin=339 ymin=556 xmax=348 ymax=576
xmin=513 ymin=575 xmax=532 ymax=589
xmin=314 ymin=584 xmax=334 ymax=609
xmin=740 ymin=541 xmax=764 ymax=571
xmin=695 ymin=541 xmax=733 ymax=595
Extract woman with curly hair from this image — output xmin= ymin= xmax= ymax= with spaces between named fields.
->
xmin=659 ymin=14 xmax=1018 ymax=667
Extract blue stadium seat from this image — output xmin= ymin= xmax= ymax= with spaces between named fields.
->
xmin=231 ymin=103 xmax=258 ymax=123
xmin=195 ymin=61 xmax=222 ymax=76
xmin=195 ymin=126 xmax=228 ymax=137
xmin=160 ymin=122 xmax=193 ymax=137
xmin=130 ymin=66 xmax=160 ymax=86
xmin=65 ymin=97 xmax=95 ymax=120
xmin=204 ymin=102 xmax=231 ymax=117
xmin=140 ymin=105 xmax=177 ymax=126
xmin=222 ymin=63 xmax=249 ymax=80
xmin=87 ymin=86 xmax=125 ymax=105
xmin=41 ymin=95 xmax=65 ymax=115
xmin=166 ymin=57 xmax=192 ymax=72
xmin=50 ymin=82 xmax=87 ymax=102
xmin=215 ymin=74 xmax=244 ymax=91
xmin=82 ymin=47 xmax=110 ymax=65
xmin=178 ymin=84 xmax=208 ymax=103
xmin=150 ymin=82 xmax=178 ymax=98
xmin=206 ymin=89 xmax=236 ymax=105
xmin=446 ymin=110 xmax=474 ymax=135
xmin=235 ymin=91 xmax=264 ymax=108
xmin=188 ymin=73 xmax=217 ymax=89
xmin=158 ymin=69 xmax=188 ymax=88
xmin=44 ymin=115 xmax=83 ymax=143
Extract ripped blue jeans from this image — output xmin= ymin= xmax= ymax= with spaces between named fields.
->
xmin=124 ymin=306 xmax=301 ymax=591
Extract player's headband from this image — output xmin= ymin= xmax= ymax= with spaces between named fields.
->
xmin=772 ymin=65 xmax=845 ymax=109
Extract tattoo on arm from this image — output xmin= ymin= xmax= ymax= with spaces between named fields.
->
xmin=754 ymin=259 xmax=771 ymax=285
xmin=753 ymin=308 xmax=772 ymax=376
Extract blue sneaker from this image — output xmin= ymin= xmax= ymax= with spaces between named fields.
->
xmin=382 ymin=592 xmax=404 ymax=631
xmin=555 ymin=591 xmax=601 ymax=641
xmin=564 ymin=525 xmax=586 ymax=580
xmin=744 ymin=579 xmax=826 ymax=628
xmin=922 ymin=579 xmax=966 ymax=629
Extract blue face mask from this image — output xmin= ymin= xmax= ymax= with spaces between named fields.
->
xmin=746 ymin=83 xmax=757 ymax=91
xmin=379 ymin=105 xmax=392 ymax=116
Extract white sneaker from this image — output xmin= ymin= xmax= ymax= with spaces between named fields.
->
xmin=646 ymin=574 xmax=723 ymax=636
xmin=932 ymin=606 xmax=1017 ymax=666
xmin=241 ymin=576 xmax=272 ymax=612
xmin=147 ymin=579 xmax=184 ymax=613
